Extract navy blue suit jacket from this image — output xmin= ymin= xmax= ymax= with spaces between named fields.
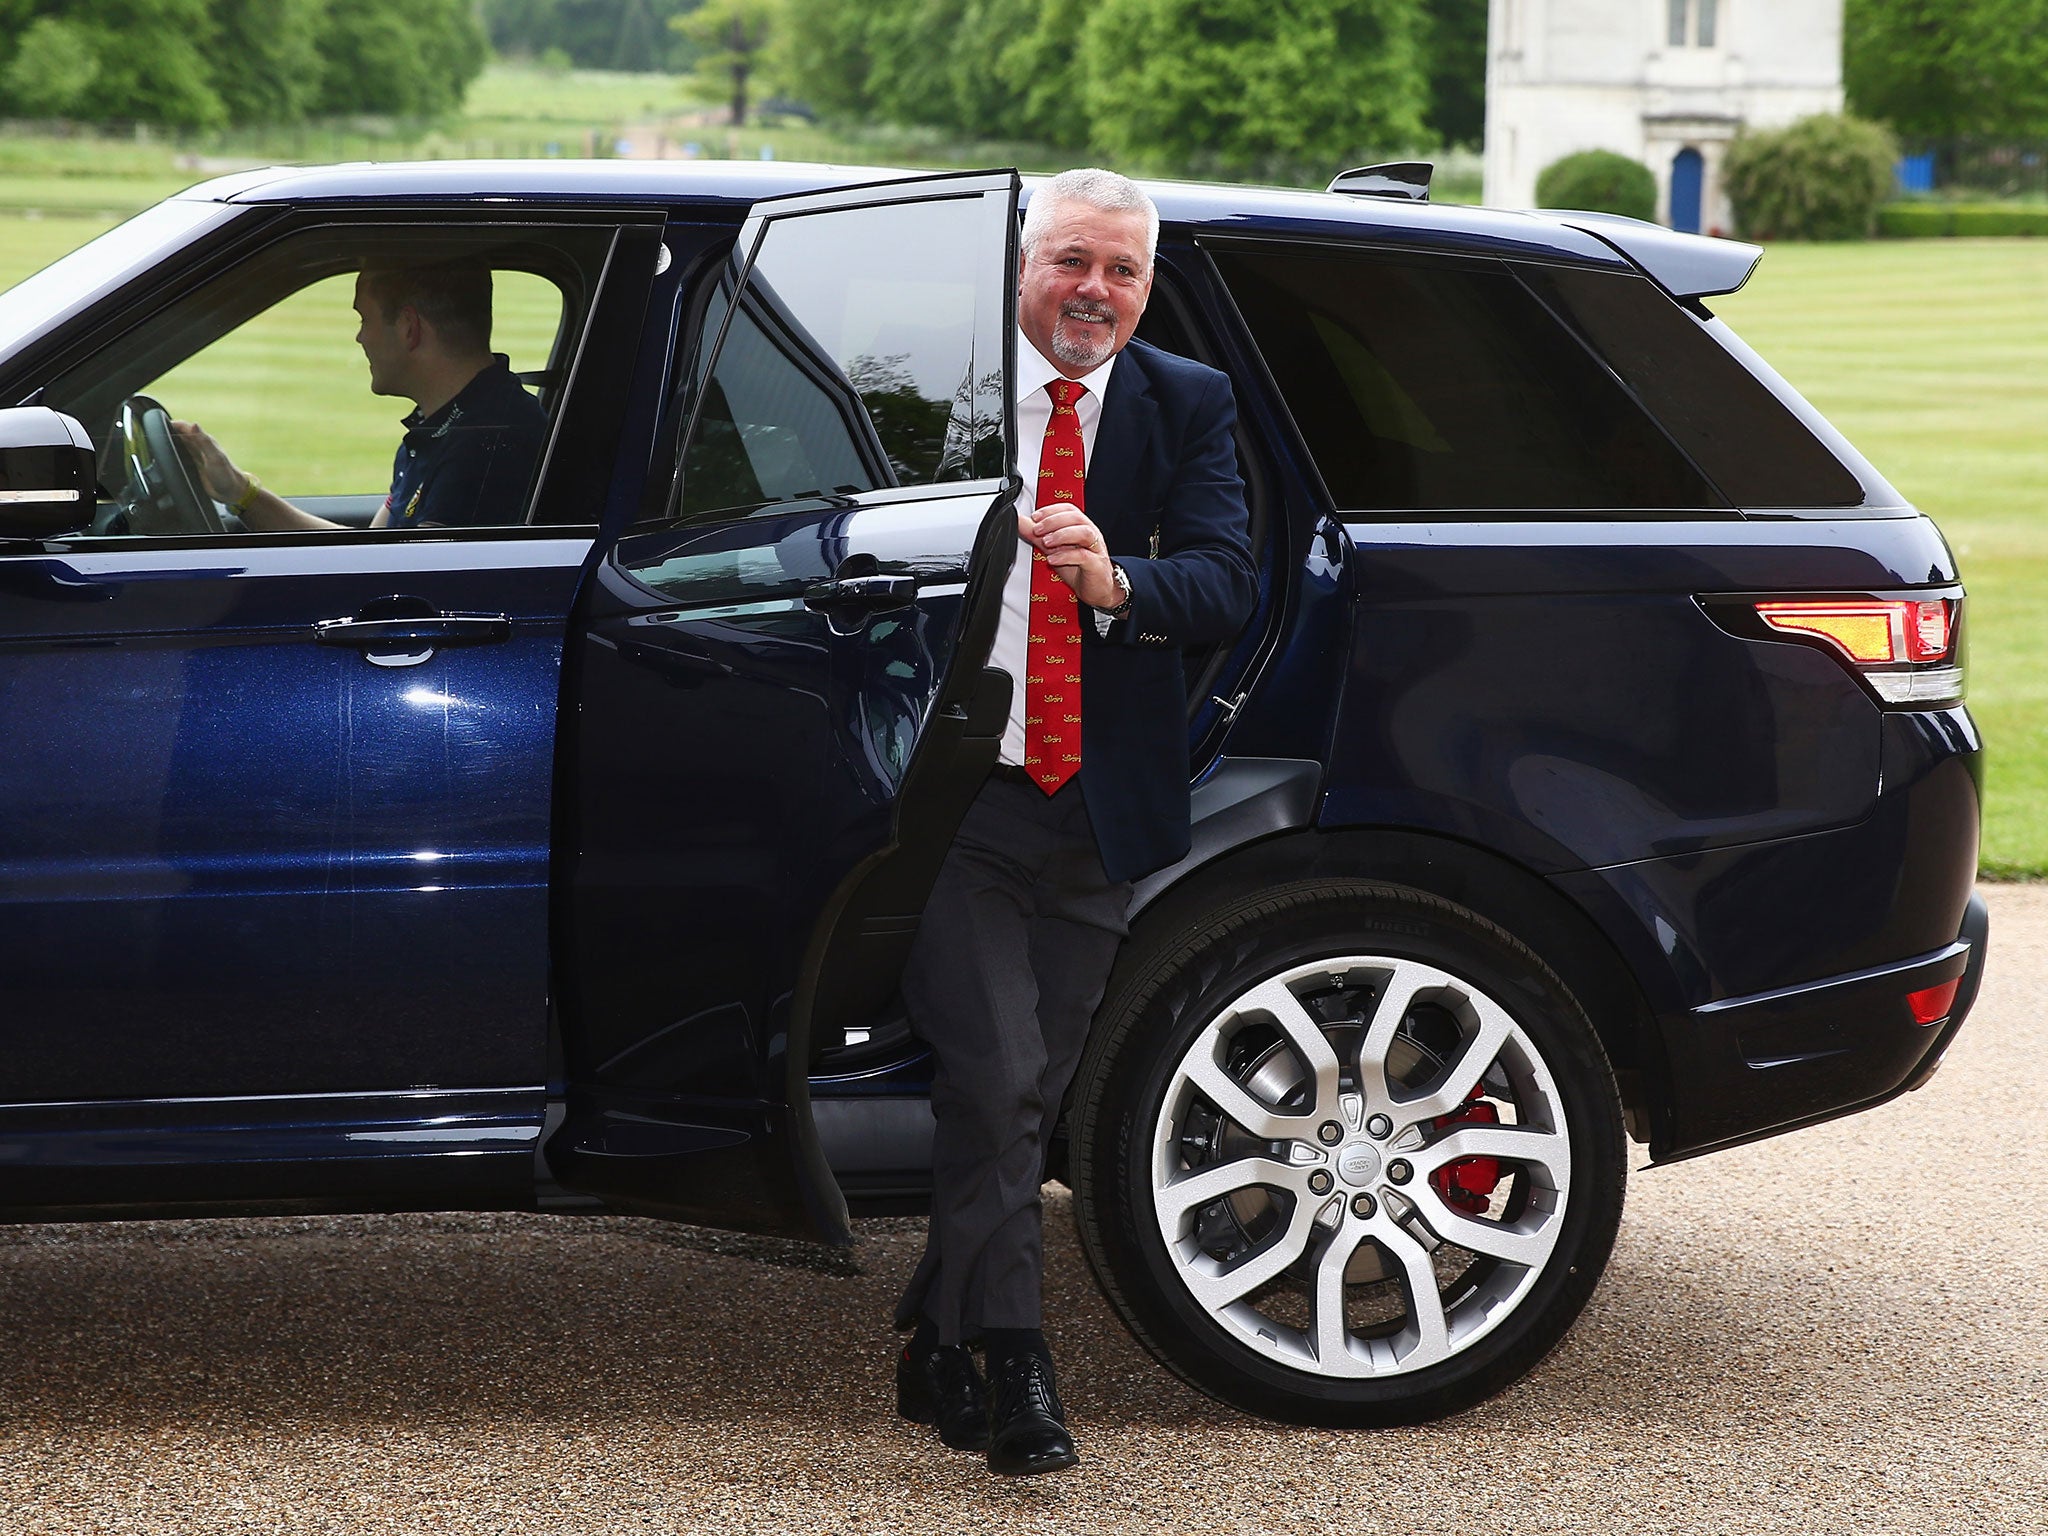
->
xmin=1069 ymin=338 xmax=1256 ymax=882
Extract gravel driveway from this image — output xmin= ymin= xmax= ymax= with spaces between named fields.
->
xmin=2 ymin=887 xmax=2043 ymax=1535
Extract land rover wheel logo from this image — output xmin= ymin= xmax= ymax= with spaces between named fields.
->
xmin=1338 ymin=1143 xmax=1381 ymax=1186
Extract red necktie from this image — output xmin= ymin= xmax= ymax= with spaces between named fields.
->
xmin=1024 ymin=380 xmax=1086 ymax=794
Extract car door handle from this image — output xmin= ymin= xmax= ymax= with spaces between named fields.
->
xmin=802 ymin=574 xmax=917 ymax=615
xmin=312 ymin=613 xmax=513 ymax=647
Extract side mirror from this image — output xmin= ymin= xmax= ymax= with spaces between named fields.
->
xmin=0 ymin=406 xmax=97 ymax=538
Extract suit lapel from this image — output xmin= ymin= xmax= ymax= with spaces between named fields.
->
xmin=1086 ymin=345 xmax=1157 ymax=542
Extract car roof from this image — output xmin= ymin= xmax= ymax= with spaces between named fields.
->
xmin=175 ymin=160 xmax=1758 ymax=295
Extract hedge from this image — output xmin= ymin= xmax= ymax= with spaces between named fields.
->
xmin=1879 ymin=202 xmax=2048 ymax=237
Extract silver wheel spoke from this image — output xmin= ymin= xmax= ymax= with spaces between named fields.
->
xmin=1409 ymin=1187 xmax=1557 ymax=1268
xmin=1233 ymin=976 xmax=1342 ymax=1117
xmin=1184 ymin=1190 xmax=1320 ymax=1312
xmin=1157 ymin=1155 xmax=1300 ymax=1228
xmin=1415 ymin=1122 xmax=1571 ymax=1187
xmin=1310 ymin=1226 xmax=1366 ymax=1370
xmin=1400 ymin=998 xmax=1515 ymax=1121
xmin=1182 ymin=1043 xmax=1310 ymax=1141
xmin=1355 ymin=961 xmax=1432 ymax=1105
xmin=1375 ymin=1220 xmax=1452 ymax=1366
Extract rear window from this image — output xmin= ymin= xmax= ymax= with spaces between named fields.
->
xmin=1517 ymin=265 xmax=1865 ymax=508
xmin=1210 ymin=243 xmax=1726 ymax=516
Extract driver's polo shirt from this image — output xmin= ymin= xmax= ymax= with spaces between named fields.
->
xmin=384 ymin=356 xmax=548 ymax=529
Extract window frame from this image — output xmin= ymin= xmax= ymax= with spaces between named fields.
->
xmin=21 ymin=207 xmax=646 ymax=550
xmin=654 ymin=186 xmax=1014 ymax=537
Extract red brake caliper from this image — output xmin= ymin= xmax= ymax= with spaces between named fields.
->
xmin=1430 ymin=1088 xmax=1502 ymax=1215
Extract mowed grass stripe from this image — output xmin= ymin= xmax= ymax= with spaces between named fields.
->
xmin=1716 ymin=239 xmax=2048 ymax=876
xmin=4 ymin=216 xmax=2043 ymax=872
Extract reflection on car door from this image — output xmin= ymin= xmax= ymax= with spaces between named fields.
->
xmin=551 ymin=171 xmax=1021 ymax=1243
xmin=0 ymin=221 xmax=662 ymax=1210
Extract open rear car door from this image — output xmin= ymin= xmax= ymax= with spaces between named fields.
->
xmin=550 ymin=171 xmax=1022 ymax=1242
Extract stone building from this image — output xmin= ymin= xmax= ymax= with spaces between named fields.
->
xmin=1482 ymin=0 xmax=1844 ymax=233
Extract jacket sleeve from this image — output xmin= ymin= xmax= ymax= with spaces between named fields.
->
xmin=1090 ymin=369 xmax=1258 ymax=648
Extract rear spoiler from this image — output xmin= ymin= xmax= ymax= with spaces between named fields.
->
xmin=1537 ymin=209 xmax=1763 ymax=300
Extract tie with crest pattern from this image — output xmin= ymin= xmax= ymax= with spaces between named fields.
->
xmin=1023 ymin=379 xmax=1086 ymax=793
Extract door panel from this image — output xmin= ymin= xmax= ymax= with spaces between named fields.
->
xmin=553 ymin=172 xmax=1020 ymax=1241
xmin=0 ymin=538 xmax=589 ymax=1103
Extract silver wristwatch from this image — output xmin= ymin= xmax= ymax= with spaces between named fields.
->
xmin=1105 ymin=561 xmax=1135 ymax=620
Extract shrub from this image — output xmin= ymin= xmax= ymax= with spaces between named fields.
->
xmin=1877 ymin=202 xmax=2048 ymax=237
xmin=1534 ymin=150 xmax=1656 ymax=221
xmin=1723 ymin=113 xmax=1897 ymax=241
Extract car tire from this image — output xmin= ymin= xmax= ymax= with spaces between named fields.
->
xmin=1068 ymin=879 xmax=1627 ymax=1426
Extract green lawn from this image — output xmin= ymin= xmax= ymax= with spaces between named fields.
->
xmin=1 ymin=212 xmax=2041 ymax=873
xmin=1714 ymin=241 xmax=2048 ymax=877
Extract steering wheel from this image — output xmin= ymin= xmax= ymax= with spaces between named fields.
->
xmin=119 ymin=394 xmax=222 ymax=535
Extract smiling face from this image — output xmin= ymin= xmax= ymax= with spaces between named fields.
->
xmin=1017 ymin=198 xmax=1154 ymax=378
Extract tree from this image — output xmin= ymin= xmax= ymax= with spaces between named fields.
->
xmin=1845 ymin=0 xmax=2048 ymax=139
xmin=1080 ymin=0 xmax=1430 ymax=181
xmin=676 ymin=0 xmax=780 ymax=126
xmin=1422 ymin=0 xmax=1486 ymax=148
xmin=1723 ymin=113 xmax=1897 ymax=240
xmin=1 ymin=17 xmax=102 ymax=118
xmin=317 ymin=0 xmax=487 ymax=117
xmin=211 ymin=0 xmax=327 ymax=126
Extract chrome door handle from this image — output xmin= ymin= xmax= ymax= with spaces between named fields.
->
xmin=802 ymin=574 xmax=917 ymax=615
xmin=312 ymin=613 xmax=512 ymax=647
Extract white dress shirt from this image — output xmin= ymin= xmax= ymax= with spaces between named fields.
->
xmin=994 ymin=333 xmax=1119 ymax=767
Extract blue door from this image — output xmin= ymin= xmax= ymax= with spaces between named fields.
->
xmin=0 ymin=211 xmax=661 ymax=1206
xmin=1670 ymin=147 xmax=1705 ymax=233
xmin=551 ymin=172 xmax=1022 ymax=1241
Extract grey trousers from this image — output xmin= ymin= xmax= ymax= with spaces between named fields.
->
xmin=893 ymin=772 xmax=1133 ymax=1345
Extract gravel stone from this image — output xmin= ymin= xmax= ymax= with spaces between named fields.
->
xmin=1 ymin=886 xmax=2043 ymax=1534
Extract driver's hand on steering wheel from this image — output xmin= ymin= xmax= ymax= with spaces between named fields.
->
xmin=169 ymin=420 xmax=249 ymax=506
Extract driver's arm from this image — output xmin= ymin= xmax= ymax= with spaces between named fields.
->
xmin=170 ymin=420 xmax=344 ymax=532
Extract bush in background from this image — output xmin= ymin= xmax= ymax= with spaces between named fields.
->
xmin=1879 ymin=202 xmax=2048 ymax=236
xmin=1724 ymin=113 xmax=1899 ymax=240
xmin=1534 ymin=150 xmax=1656 ymax=220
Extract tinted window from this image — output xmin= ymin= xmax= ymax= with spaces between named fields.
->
xmin=1211 ymin=244 xmax=1725 ymax=515
xmin=1520 ymin=265 xmax=1865 ymax=508
xmin=675 ymin=195 xmax=1008 ymax=521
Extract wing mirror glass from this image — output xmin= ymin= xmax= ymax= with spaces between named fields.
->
xmin=0 ymin=406 xmax=97 ymax=538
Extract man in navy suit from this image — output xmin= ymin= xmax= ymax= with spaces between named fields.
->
xmin=893 ymin=168 xmax=1256 ymax=1475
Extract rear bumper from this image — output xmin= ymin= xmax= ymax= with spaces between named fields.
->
xmin=1648 ymin=890 xmax=1987 ymax=1162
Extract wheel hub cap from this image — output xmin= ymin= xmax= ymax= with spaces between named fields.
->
xmin=1336 ymin=1142 xmax=1381 ymax=1187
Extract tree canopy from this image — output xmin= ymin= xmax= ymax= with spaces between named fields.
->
xmin=0 ymin=0 xmax=489 ymax=126
xmin=1845 ymin=0 xmax=2048 ymax=139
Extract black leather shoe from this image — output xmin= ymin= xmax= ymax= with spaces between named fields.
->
xmin=896 ymin=1343 xmax=991 ymax=1452
xmin=985 ymin=1351 xmax=1077 ymax=1476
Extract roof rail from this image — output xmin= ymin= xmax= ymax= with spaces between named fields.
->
xmin=1328 ymin=162 xmax=1433 ymax=202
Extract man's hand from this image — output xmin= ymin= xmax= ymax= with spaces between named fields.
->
xmin=1021 ymin=504 xmax=1122 ymax=610
xmin=168 ymin=420 xmax=248 ymax=506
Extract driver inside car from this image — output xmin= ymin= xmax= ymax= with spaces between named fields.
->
xmin=171 ymin=262 xmax=546 ymax=532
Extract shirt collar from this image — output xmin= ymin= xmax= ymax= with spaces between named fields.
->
xmin=1015 ymin=329 xmax=1118 ymax=406
xmin=402 ymin=353 xmax=513 ymax=439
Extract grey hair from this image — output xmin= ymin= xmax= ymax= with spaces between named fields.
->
xmin=1021 ymin=168 xmax=1159 ymax=265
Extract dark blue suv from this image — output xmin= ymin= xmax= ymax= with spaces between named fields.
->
xmin=0 ymin=163 xmax=1986 ymax=1426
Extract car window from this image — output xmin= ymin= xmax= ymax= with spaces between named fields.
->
xmin=671 ymin=195 xmax=1008 ymax=523
xmin=1209 ymin=243 xmax=1728 ymax=516
xmin=1517 ymin=265 xmax=1865 ymax=508
xmin=140 ymin=270 xmax=563 ymax=500
xmin=40 ymin=223 xmax=614 ymax=538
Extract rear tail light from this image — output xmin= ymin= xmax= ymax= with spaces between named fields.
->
xmin=1906 ymin=977 xmax=1960 ymax=1026
xmin=1753 ymin=598 xmax=1963 ymax=705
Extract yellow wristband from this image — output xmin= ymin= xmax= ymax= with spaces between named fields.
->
xmin=231 ymin=471 xmax=261 ymax=514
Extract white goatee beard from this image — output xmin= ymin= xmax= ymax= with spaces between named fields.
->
xmin=1049 ymin=318 xmax=1116 ymax=370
